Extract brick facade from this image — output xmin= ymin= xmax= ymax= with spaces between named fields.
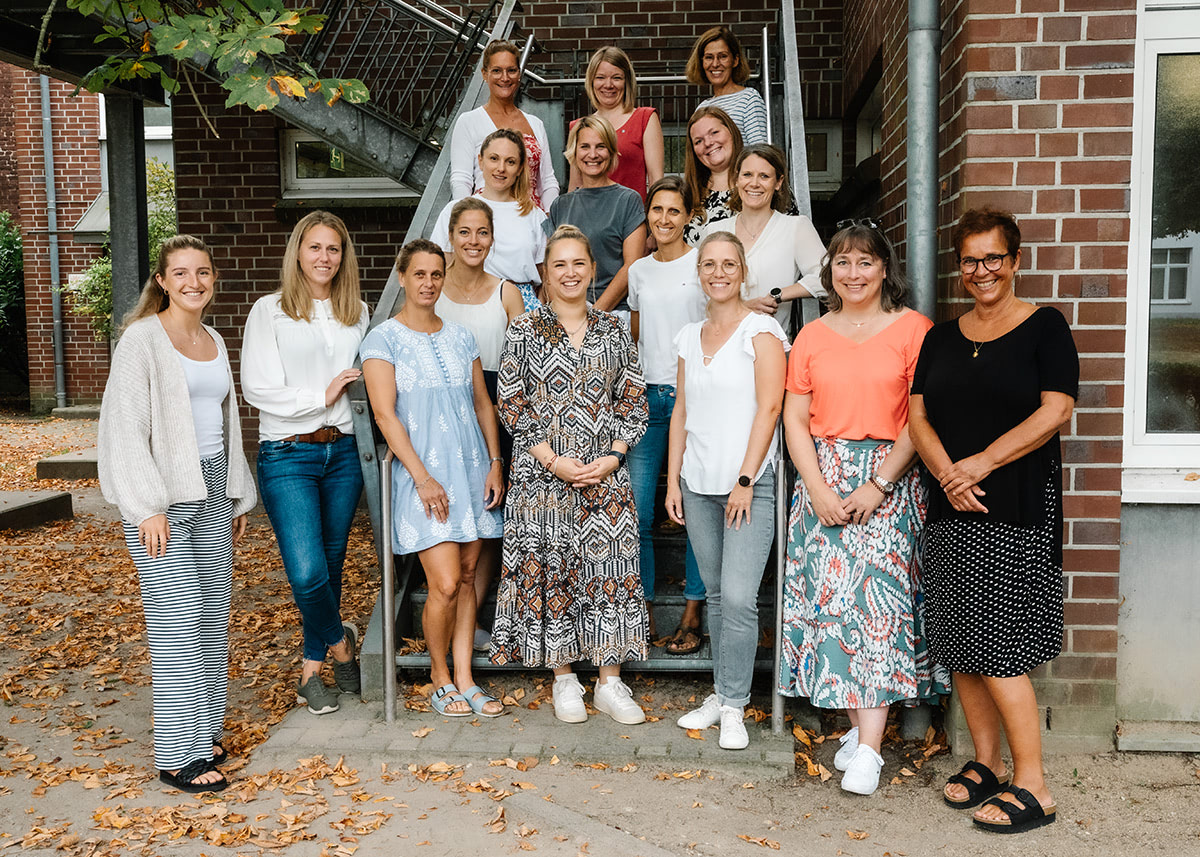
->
xmin=8 ymin=66 xmax=110 ymax=412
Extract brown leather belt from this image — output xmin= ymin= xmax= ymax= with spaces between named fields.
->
xmin=281 ymin=427 xmax=346 ymax=444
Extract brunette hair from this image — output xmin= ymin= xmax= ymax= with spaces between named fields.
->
xmin=818 ymin=221 xmax=910 ymax=313
xmin=124 ymin=234 xmax=216 ymax=328
xmin=645 ymin=175 xmax=693 ymax=218
xmin=685 ymin=26 xmax=752 ymax=86
xmin=482 ymin=39 xmax=520 ymax=70
xmin=683 ymin=106 xmax=743 ymax=220
xmin=564 ymin=114 xmax=619 ymax=176
xmin=727 ymin=144 xmax=792 ymax=214
xmin=584 ymin=46 xmax=638 ymax=112
xmin=448 ymin=196 xmax=495 ymax=234
xmin=396 ymin=239 xmax=446 ymax=275
xmin=279 ymin=210 xmax=362 ymax=326
xmin=951 ymin=207 xmax=1022 ymax=259
xmin=478 ymin=128 xmax=533 ymax=216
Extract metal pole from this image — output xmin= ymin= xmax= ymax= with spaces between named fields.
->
xmin=762 ymin=26 xmax=772 ymax=145
xmin=772 ymin=436 xmax=786 ymax=735
xmin=907 ymin=0 xmax=941 ymax=321
xmin=39 ymin=75 xmax=66 ymax=409
xmin=382 ymin=450 xmax=397 ymax=722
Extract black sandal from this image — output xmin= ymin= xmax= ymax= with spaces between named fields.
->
xmin=665 ymin=624 xmax=702 ymax=655
xmin=973 ymin=786 xmax=1056 ymax=834
xmin=211 ymin=741 xmax=229 ymax=766
xmin=944 ymin=760 xmax=1009 ymax=809
xmin=160 ymin=759 xmax=229 ymax=793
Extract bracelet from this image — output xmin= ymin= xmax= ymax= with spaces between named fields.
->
xmin=545 ymin=454 xmax=558 ymax=473
xmin=490 ymin=457 xmax=504 ymax=464
xmin=416 ymin=474 xmax=433 ymax=490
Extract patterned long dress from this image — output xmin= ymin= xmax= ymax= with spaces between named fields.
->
xmin=489 ymin=306 xmax=649 ymax=668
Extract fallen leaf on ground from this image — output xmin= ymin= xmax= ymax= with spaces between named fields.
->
xmin=847 ymin=830 xmax=869 ymax=840
xmin=737 ymin=834 xmax=780 ymax=849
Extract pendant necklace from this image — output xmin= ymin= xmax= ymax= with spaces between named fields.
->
xmin=971 ymin=339 xmax=982 ymax=358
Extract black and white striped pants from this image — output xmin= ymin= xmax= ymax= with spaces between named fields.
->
xmin=123 ymin=452 xmax=234 ymax=770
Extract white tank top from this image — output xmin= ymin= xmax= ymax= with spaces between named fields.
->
xmin=177 ymin=352 xmax=228 ymax=458
xmin=436 ymin=280 xmax=509 ymax=371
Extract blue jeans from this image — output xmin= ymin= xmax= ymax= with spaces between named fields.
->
xmin=257 ymin=434 xmax=363 ymax=662
xmin=626 ymin=384 xmax=704 ymax=603
xmin=681 ymin=468 xmax=776 ymax=708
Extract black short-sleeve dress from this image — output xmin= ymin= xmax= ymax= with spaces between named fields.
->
xmin=911 ymin=306 xmax=1079 ymax=677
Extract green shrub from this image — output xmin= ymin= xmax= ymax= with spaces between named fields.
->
xmin=0 ymin=211 xmax=27 ymax=380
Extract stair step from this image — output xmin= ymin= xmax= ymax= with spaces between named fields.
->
xmin=0 ymin=490 xmax=73 ymax=530
xmin=36 ymin=447 xmax=98 ymax=480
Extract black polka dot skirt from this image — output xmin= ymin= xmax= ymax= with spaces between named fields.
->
xmin=921 ymin=471 xmax=1063 ymax=678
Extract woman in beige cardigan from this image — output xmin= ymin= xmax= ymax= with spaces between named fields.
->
xmin=98 ymin=235 xmax=255 ymax=794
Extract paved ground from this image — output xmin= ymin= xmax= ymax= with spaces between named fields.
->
xmin=2 ymin=413 xmax=1200 ymax=857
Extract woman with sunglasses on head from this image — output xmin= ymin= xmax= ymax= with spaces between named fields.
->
xmin=779 ymin=221 xmax=949 ymax=796
xmin=450 ymin=39 xmax=559 ymax=211
xmin=685 ymin=26 xmax=768 ymax=145
xmin=99 ymin=235 xmax=255 ymax=793
xmin=909 ymin=208 xmax=1077 ymax=834
xmin=666 ymin=231 xmax=788 ymax=751
xmin=704 ymin=144 xmax=825 ymax=332
xmin=568 ymin=46 xmax=664 ymax=202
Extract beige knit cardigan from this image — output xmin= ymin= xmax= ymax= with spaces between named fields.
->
xmin=98 ymin=315 xmax=256 ymax=525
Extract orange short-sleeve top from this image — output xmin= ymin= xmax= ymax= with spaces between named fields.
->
xmin=785 ymin=309 xmax=933 ymax=441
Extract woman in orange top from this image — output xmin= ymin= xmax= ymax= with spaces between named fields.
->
xmin=779 ymin=220 xmax=950 ymax=797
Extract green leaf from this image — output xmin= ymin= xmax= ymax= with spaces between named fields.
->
xmin=337 ymin=78 xmax=370 ymax=104
xmin=224 ymin=70 xmax=279 ymax=111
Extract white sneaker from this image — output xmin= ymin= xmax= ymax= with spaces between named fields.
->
xmin=840 ymin=745 xmax=884 ymax=795
xmin=718 ymin=705 xmax=749 ymax=750
xmin=833 ymin=726 xmax=860 ymax=771
xmin=552 ymin=674 xmax=588 ymax=723
xmin=677 ymin=693 xmax=721 ymax=730
xmin=593 ymin=677 xmax=646 ymax=725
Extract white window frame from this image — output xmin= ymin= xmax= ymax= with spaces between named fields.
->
xmin=279 ymin=130 xmax=414 ymax=199
xmin=804 ymin=120 xmax=843 ymax=194
xmin=1149 ymin=246 xmax=1191 ymax=304
xmin=1122 ymin=3 xmax=1200 ymax=499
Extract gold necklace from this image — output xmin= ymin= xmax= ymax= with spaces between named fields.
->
xmin=971 ymin=339 xmax=982 ymax=358
xmin=564 ymin=316 xmax=587 ymax=337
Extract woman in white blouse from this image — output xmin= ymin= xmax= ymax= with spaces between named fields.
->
xmin=449 ymin=39 xmax=559 ymax=210
xmin=665 ymin=231 xmax=788 ymax=751
xmin=242 ymin=210 xmax=369 ymax=717
xmin=705 ymin=144 xmax=826 ymax=334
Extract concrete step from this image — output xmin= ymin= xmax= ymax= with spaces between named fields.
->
xmin=51 ymin=405 xmax=100 ymax=420
xmin=36 ymin=447 xmax=98 ymax=480
xmin=0 ymin=490 xmax=73 ymax=530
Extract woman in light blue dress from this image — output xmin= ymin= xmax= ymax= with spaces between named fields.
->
xmin=361 ymin=239 xmax=506 ymax=718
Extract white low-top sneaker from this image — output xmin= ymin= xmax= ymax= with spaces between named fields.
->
xmin=718 ymin=705 xmax=749 ymax=750
xmin=593 ymin=677 xmax=646 ymax=725
xmin=833 ymin=726 xmax=860 ymax=771
xmin=840 ymin=744 xmax=885 ymax=795
xmin=552 ymin=674 xmax=588 ymax=723
xmin=677 ymin=693 xmax=722 ymax=730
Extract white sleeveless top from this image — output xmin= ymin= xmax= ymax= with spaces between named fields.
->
xmin=435 ymin=281 xmax=509 ymax=372
xmin=177 ymin=351 xmax=229 ymax=458
xmin=674 ymin=312 xmax=790 ymax=495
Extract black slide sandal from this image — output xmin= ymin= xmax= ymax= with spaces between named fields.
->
xmin=160 ymin=759 xmax=229 ymax=793
xmin=943 ymin=759 xmax=1009 ymax=809
xmin=973 ymin=786 xmax=1057 ymax=834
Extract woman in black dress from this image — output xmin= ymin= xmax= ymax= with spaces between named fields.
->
xmin=909 ymin=208 xmax=1078 ymax=834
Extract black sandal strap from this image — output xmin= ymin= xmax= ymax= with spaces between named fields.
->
xmin=1007 ymin=787 xmax=1046 ymax=819
xmin=947 ymin=760 xmax=1001 ymax=792
xmin=176 ymin=758 xmax=213 ymax=783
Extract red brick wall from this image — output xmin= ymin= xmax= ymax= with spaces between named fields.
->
xmin=0 ymin=65 xmax=20 ymax=218
xmin=10 ymin=66 xmax=110 ymax=412
xmin=794 ymin=0 xmax=845 ymax=121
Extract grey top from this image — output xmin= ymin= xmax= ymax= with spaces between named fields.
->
xmin=545 ymin=183 xmax=645 ymax=310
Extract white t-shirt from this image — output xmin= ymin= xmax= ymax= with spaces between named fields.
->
xmin=627 ymin=248 xmax=706 ymax=385
xmin=432 ymin=196 xmax=547 ymax=285
xmin=241 ymin=293 xmax=370 ymax=441
xmin=674 ymin=312 xmax=790 ymax=495
xmin=177 ymin=351 xmax=228 ymax=458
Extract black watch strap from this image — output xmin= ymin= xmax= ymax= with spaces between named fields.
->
xmin=608 ymin=450 xmax=626 ymax=466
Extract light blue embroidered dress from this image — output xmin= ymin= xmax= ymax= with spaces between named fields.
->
xmin=360 ymin=318 xmax=503 ymax=554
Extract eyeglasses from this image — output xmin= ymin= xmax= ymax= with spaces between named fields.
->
xmin=836 ymin=218 xmax=880 ymax=230
xmin=958 ymin=253 xmax=1012 ymax=274
xmin=699 ymin=259 xmax=742 ymax=275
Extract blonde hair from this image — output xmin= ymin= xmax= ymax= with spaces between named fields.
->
xmin=279 ymin=211 xmax=362 ymax=327
xmin=480 ymin=128 xmax=533 ymax=216
xmin=123 ymin=234 xmax=216 ymax=329
xmin=696 ymin=230 xmax=748 ymax=310
xmin=564 ymin=114 xmax=619 ymax=176
xmin=545 ymin=224 xmax=594 ymax=263
xmin=683 ymin=106 xmax=743 ymax=220
xmin=584 ymin=46 xmax=637 ymax=112
xmin=685 ymin=26 xmax=752 ymax=86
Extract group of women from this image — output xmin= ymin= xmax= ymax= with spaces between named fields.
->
xmin=95 ymin=28 xmax=1078 ymax=839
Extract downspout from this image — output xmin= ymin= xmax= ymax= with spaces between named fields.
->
xmin=907 ymin=0 xmax=941 ymax=321
xmin=39 ymin=75 xmax=67 ymax=409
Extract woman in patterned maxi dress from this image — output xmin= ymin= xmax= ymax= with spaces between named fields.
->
xmin=490 ymin=225 xmax=650 ymax=726
xmin=779 ymin=222 xmax=949 ymax=796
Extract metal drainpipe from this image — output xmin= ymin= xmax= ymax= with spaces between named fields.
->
xmin=907 ymin=0 xmax=941 ymax=321
xmin=39 ymin=75 xmax=67 ymax=409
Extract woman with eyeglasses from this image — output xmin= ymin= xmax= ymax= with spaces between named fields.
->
xmin=666 ymin=231 xmax=788 ymax=751
xmin=704 ymin=144 xmax=826 ymax=332
xmin=779 ymin=221 xmax=949 ymax=796
xmin=909 ymin=208 xmax=1077 ymax=834
xmin=685 ymin=26 xmax=768 ymax=145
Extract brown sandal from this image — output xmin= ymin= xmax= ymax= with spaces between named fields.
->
xmin=665 ymin=624 xmax=701 ymax=655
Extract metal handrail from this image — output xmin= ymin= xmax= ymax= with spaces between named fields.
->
xmin=381 ymin=449 xmax=398 ymax=722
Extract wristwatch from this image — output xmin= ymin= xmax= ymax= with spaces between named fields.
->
xmin=870 ymin=474 xmax=896 ymax=494
xmin=737 ymin=474 xmax=752 ymax=487
xmin=608 ymin=449 xmax=627 ymax=466
xmin=769 ymin=287 xmax=783 ymax=306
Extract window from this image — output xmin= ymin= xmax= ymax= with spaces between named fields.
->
xmin=1124 ymin=6 xmax=1200 ymax=490
xmin=279 ymin=130 xmax=415 ymax=199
